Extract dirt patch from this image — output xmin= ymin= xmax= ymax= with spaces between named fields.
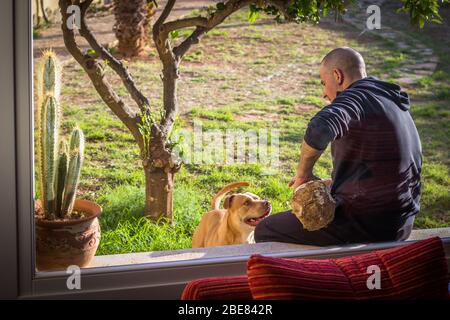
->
xmin=235 ymin=109 xmax=281 ymax=122
xmin=294 ymin=104 xmax=316 ymax=113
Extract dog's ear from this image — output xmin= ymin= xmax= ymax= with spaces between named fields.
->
xmin=223 ymin=195 xmax=235 ymax=209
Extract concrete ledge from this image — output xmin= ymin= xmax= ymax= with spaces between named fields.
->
xmin=406 ymin=228 xmax=450 ymax=240
xmin=90 ymin=242 xmax=318 ymax=267
xmin=90 ymin=227 xmax=450 ymax=268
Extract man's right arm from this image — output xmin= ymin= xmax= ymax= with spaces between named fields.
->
xmin=304 ymin=90 xmax=365 ymax=150
xmin=290 ymin=91 xmax=365 ymax=189
xmin=289 ymin=140 xmax=323 ymax=189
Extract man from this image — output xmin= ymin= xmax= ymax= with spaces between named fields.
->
xmin=255 ymin=47 xmax=422 ymax=246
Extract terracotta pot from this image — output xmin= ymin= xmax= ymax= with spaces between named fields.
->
xmin=35 ymin=199 xmax=102 ymax=271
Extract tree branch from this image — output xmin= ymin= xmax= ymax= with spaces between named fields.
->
xmin=59 ymin=0 xmax=144 ymax=149
xmin=154 ymin=0 xmax=177 ymax=28
xmin=162 ymin=16 xmax=208 ymax=33
xmin=152 ymin=0 xmax=178 ymax=62
xmin=173 ymin=0 xmax=252 ymax=59
xmin=76 ymin=0 xmax=150 ymax=111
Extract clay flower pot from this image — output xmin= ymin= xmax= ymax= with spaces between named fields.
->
xmin=35 ymin=199 xmax=102 ymax=271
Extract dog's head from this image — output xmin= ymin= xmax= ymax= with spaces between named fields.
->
xmin=223 ymin=192 xmax=272 ymax=230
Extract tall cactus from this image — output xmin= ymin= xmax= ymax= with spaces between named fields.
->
xmin=39 ymin=95 xmax=60 ymax=218
xmin=36 ymin=50 xmax=61 ymax=219
xmin=61 ymin=127 xmax=85 ymax=216
xmin=35 ymin=51 xmax=85 ymax=220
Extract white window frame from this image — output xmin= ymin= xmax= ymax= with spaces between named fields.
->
xmin=1 ymin=0 xmax=448 ymax=299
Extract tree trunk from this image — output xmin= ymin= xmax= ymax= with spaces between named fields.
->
xmin=141 ymin=64 xmax=180 ymax=222
xmin=144 ymin=167 xmax=175 ymax=223
xmin=161 ymin=64 xmax=178 ymax=133
xmin=113 ymin=0 xmax=153 ymax=58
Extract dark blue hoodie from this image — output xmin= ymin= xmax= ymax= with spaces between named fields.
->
xmin=304 ymin=77 xmax=422 ymax=241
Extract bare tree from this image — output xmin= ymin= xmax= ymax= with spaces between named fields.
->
xmin=57 ymin=0 xmax=445 ymax=222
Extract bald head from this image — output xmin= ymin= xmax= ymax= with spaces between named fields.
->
xmin=319 ymin=47 xmax=367 ymax=101
xmin=321 ymin=47 xmax=367 ymax=79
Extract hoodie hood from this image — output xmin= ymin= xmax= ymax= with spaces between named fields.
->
xmin=348 ymin=76 xmax=410 ymax=111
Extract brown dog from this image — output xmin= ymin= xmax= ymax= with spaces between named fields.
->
xmin=192 ymin=182 xmax=272 ymax=248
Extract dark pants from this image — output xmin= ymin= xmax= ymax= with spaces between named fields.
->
xmin=254 ymin=210 xmax=415 ymax=246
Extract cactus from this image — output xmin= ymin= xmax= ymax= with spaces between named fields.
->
xmin=38 ymin=95 xmax=59 ymax=218
xmin=54 ymin=140 xmax=69 ymax=219
xmin=35 ymin=50 xmax=61 ymax=148
xmin=35 ymin=51 xmax=85 ymax=220
xmin=35 ymin=50 xmax=61 ymax=109
xmin=36 ymin=50 xmax=61 ymax=219
xmin=61 ymin=127 xmax=85 ymax=216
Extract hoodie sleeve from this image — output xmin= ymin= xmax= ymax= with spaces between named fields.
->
xmin=304 ymin=90 xmax=366 ymax=150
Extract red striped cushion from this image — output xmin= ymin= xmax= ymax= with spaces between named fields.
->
xmin=248 ymin=237 xmax=449 ymax=300
xmin=331 ymin=251 xmax=396 ymax=299
xmin=247 ymin=255 xmax=354 ymax=300
xmin=374 ymin=237 xmax=449 ymax=299
xmin=181 ymin=276 xmax=252 ymax=300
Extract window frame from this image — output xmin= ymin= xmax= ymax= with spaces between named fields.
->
xmin=2 ymin=0 xmax=448 ymax=299
xmin=0 ymin=0 xmax=19 ymax=301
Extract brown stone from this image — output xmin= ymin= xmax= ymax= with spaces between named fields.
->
xmin=291 ymin=180 xmax=335 ymax=231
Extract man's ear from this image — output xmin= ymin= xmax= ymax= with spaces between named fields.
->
xmin=333 ymin=68 xmax=344 ymax=85
xmin=223 ymin=195 xmax=235 ymax=209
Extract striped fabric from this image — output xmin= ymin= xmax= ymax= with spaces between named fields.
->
xmin=181 ymin=276 xmax=252 ymax=300
xmin=331 ymin=250 xmax=396 ymax=299
xmin=374 ymin=237 xmax=449 ymax=299
xmin=247 ymin=256 xmax=354 ymax=300
xmin=247 ymin=237 xmax=449 ymax=300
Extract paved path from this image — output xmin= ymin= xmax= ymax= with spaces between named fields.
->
xmin=343 ymin=0 xmax=438 ymax=86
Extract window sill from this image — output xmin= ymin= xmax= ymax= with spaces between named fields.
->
xmin=89 ymin=242 xmax=319 ymax=268
xmin=89 ymin=227 xmax=450 ymax=268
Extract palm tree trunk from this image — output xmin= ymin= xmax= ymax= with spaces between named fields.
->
xmin=113 ymin=0 xmax=153 ymax=58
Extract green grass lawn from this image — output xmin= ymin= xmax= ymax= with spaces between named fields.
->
xmin=34 ymin=10 xmax=449 ymax=255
